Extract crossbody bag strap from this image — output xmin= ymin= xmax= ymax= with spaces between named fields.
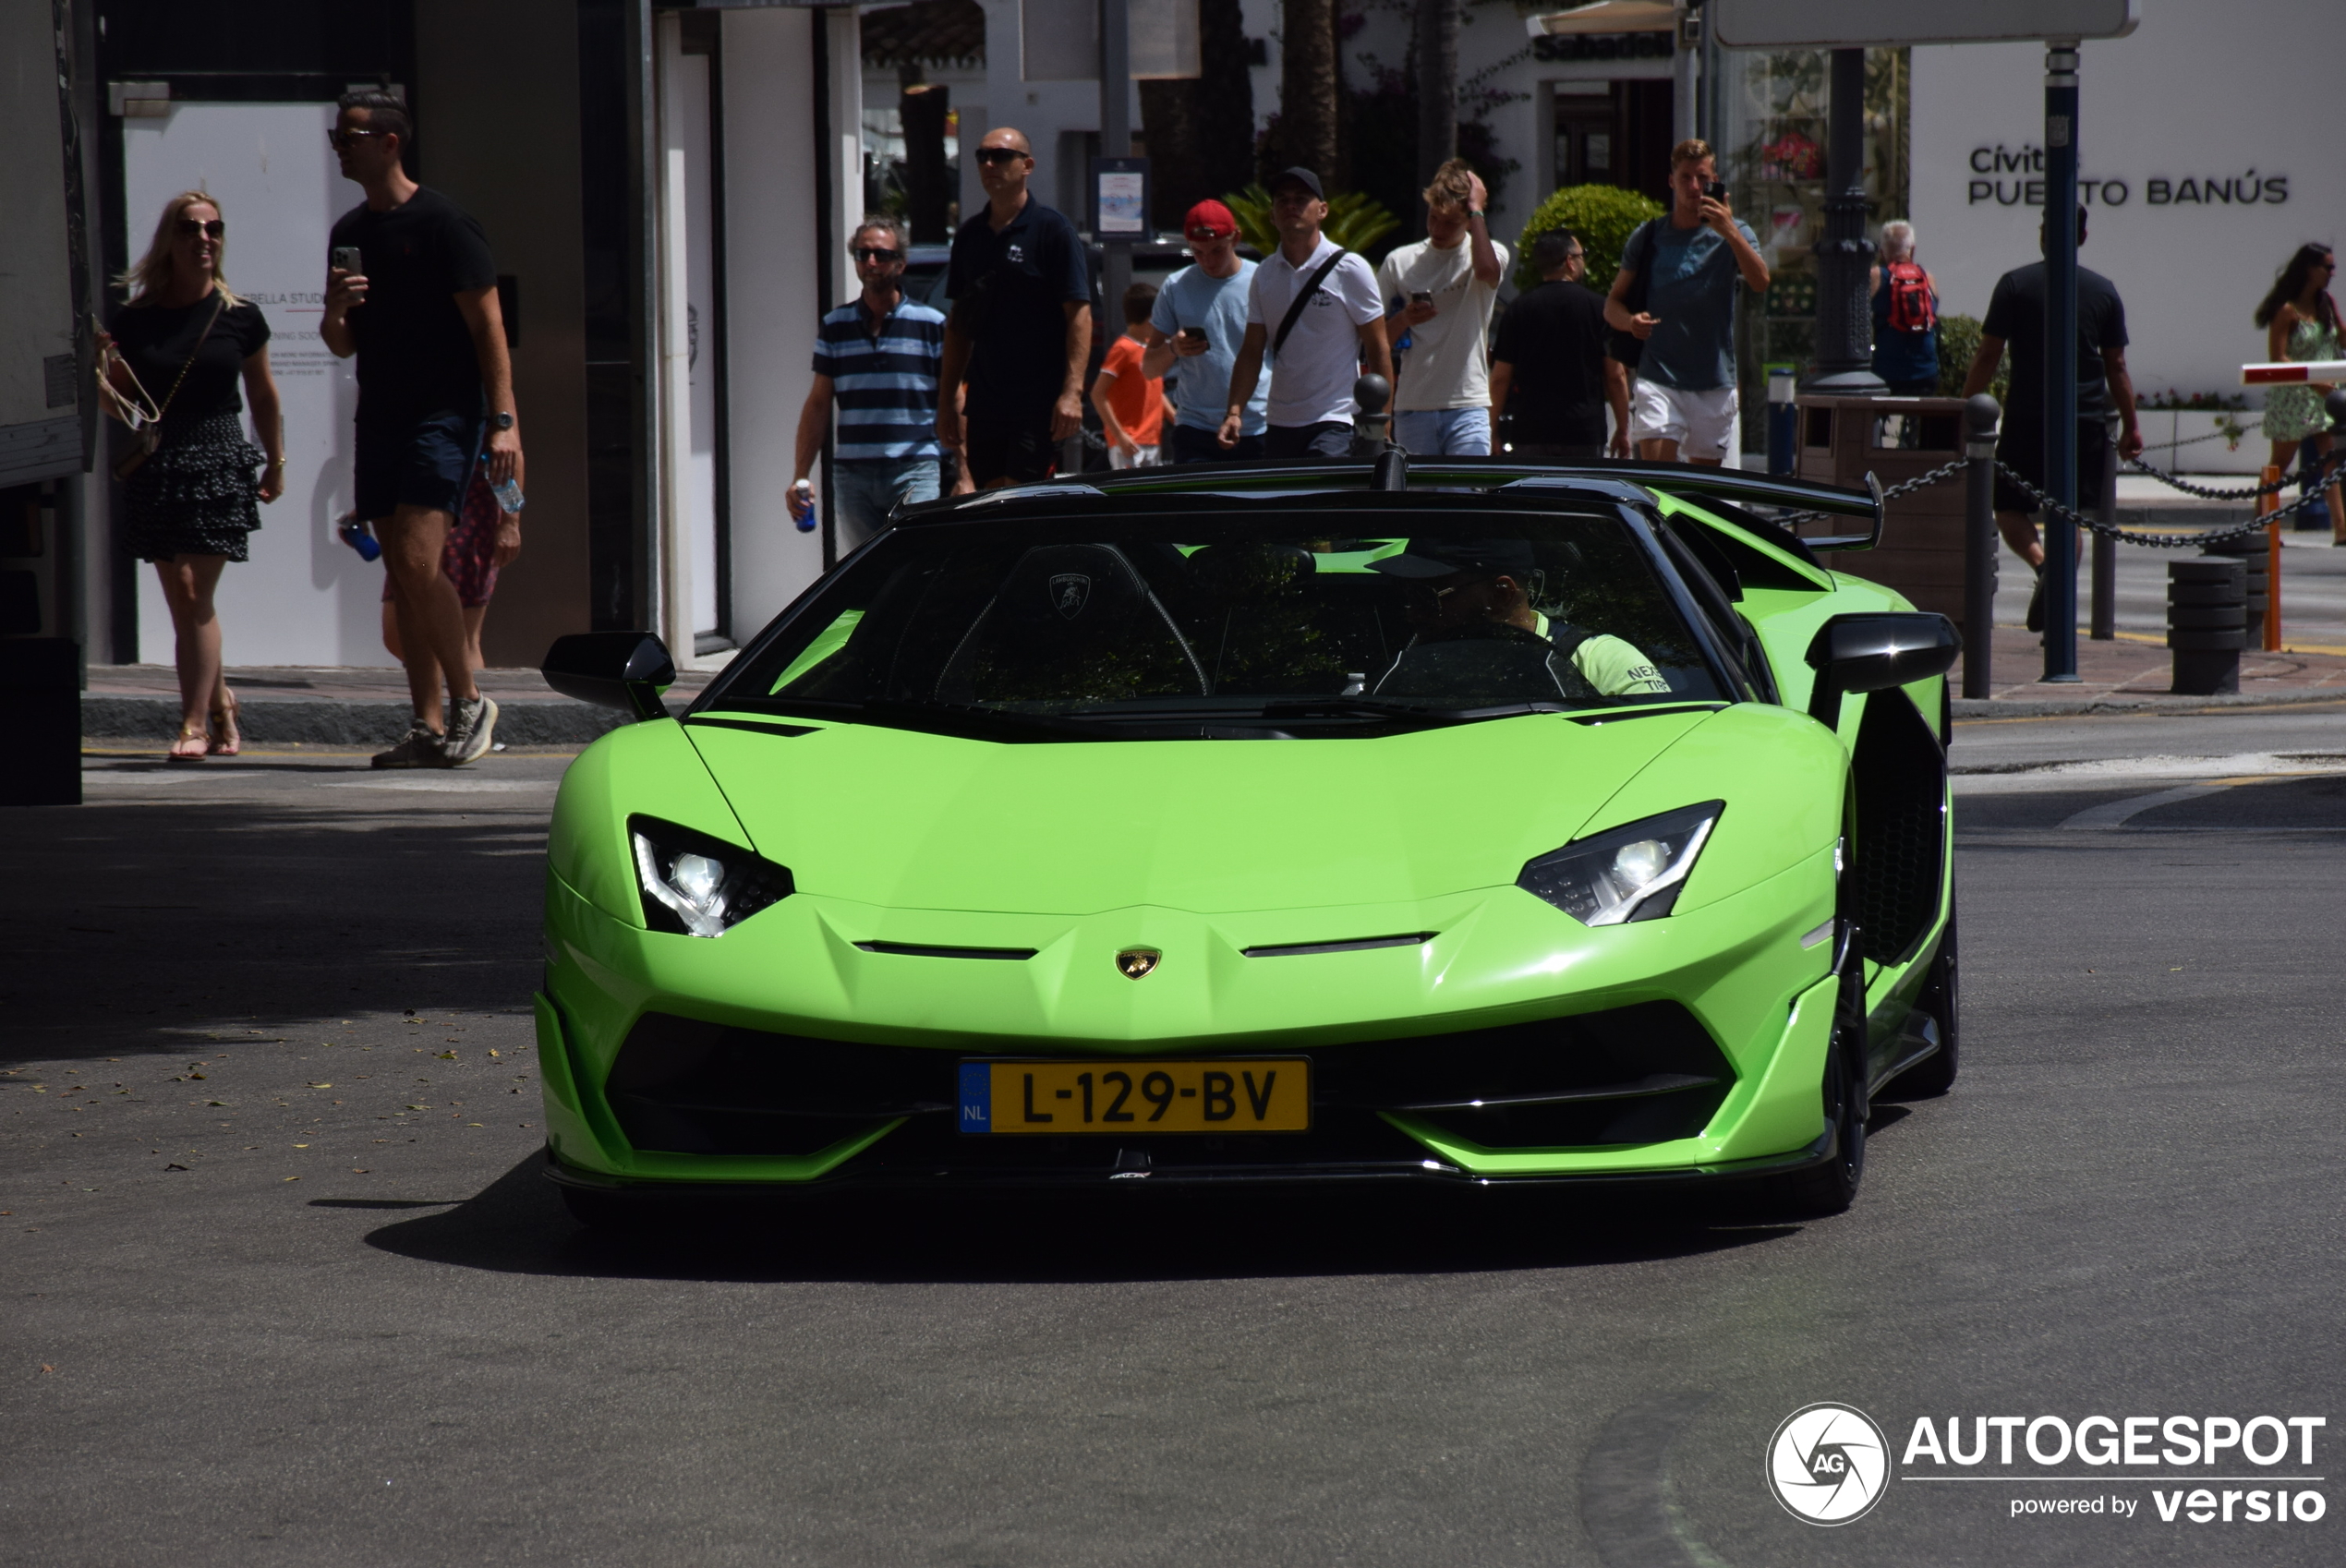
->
xmin=153 ymin=295 xmax=229 ymax=423
xmin=1271 ymin=248 xmax=1348 ymax=357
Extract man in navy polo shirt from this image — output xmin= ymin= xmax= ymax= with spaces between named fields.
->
xmin=791 ymin=215 xmax=947 ymax=549
xmin=936 ymin=127 xmax=1092 ymax=489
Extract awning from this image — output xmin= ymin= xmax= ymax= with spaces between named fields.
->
xmin=1525 ymin=1 xmax=1676 ymax=38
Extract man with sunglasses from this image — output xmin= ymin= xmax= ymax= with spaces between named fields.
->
xmin=791 ymin=216 xmax=946 ymax=548
xmin=322 ymin=90 xmax=514 ymax=767
xmin=1140 ymin=200 xmax=1267 ymax=463
xmin=937 ymin=129 xmax=1091 ymax=489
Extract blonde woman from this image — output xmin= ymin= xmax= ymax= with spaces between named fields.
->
xmin=98 ymin=191 xmax=284 ymax=760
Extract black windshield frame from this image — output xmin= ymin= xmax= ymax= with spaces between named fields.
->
xmin=692 ymin=493 xmax=1751 ymax=730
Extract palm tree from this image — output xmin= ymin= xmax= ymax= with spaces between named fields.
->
xmin=1275 ymin=0 xmax=1338 ymax=180
xmin=1414 ymin=0 xmax=1456 ymax=194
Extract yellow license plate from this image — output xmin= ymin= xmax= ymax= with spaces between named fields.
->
xmin=959 ymin=1059 xmax=1311 ymax=1134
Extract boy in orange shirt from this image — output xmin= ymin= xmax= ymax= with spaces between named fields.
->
xmin=1089 ymin=282 xmax=1166 ymax=468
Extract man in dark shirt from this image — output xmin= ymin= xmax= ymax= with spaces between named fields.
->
xmin=1491 ymin=229 xmax=1630 ymax=459
xmin=322 ymin=90 xmax=519 ymax=767
xmin=936 ymin=127 xmax=1092 ymax=489
xmin=1963 ymin=209 xmax=2143 ymax=626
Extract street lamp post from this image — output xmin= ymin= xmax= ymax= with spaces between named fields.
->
xmin=2039 ymin=40 xmax=2083 ymax=681
xmin=1805 ymin=47 xmax=1885 ymax=396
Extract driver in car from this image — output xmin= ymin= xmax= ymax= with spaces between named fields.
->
xmin=1368 ymin=537 xmax=1673 ymax=698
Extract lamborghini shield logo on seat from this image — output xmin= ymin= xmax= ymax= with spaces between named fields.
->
xmin=1050 ymin=573 xmax=1092 ymax=618
xmin=1116 ymin=947 xmax=1161 ymax=979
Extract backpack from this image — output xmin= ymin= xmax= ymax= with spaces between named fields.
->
xmin=1884 ymin=261 xmax=1935 ymax=333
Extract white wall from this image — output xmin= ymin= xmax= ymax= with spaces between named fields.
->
xmin=123 ymin=102 xmax=386 ymax=668
xmin=722 ymin=6 xmax=828 ymax=634
xmin=1911 ymin=1 xmax=2344 ymax=420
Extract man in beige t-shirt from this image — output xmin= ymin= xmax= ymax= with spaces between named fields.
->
xmin=1377 ymin=159 xmax=1508 ymax=456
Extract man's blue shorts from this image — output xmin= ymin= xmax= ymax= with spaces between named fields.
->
xmin=356 ymin=411 xmax=483 ymax=522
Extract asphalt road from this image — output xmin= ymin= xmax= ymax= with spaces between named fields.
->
xmin=5 ymin=726 xmax=2341 ymax=1567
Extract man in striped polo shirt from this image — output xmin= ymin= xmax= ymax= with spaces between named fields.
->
xmin=791 ymin=216 xmax=948 ymax=549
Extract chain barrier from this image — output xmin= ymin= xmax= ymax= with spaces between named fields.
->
xmin=1992 ymin=461 xmax=2329 ymax=546
xmin=1764 ymin=447 xmax=2327 ymax=548
xmin=1771 ymin=456 xmax=1970 ymax=525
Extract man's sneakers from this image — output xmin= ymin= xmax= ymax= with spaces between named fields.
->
xmin=442 ymin=694 xmax=500 ymax=766
xmin=369 ymin=696 xmax=499 ymax=769
xmin=372 ymin=719 xmax=444 ymax=769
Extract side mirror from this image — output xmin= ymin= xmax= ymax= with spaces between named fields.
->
xmin=1804 ymin=612 xmax=1961 ymax=731
xmin=541 ymin=632 xmax=675 ymax=722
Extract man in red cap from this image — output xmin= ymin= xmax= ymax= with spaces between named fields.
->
xmin=1140 ymin=199 xmax=1268 ymax=463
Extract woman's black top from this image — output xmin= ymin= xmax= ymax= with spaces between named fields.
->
xmin=108 ymin=292 xmax=271 ymax=439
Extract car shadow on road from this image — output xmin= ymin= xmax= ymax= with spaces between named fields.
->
xmin=359 ymin=1152 xmax=1808 ymax=1285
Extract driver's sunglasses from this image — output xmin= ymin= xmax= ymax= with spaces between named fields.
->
xmin=853 ymin=246 xmax=903 ymax=264
xmin=327 ymin=128 xmax=390 ymax=151
xmin=175 ymin=217 xmax=226 ymax=239
xmin=973 ymin=147 xmax=1028 ymax=166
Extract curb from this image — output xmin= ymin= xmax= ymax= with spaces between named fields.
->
xmin=80 ymin=694 xmax=625 ymax=747
xmin=1953 ymin=688 xmax=2346 ymax=720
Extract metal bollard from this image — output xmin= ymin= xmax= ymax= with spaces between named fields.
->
xmin=2168 ymin=558 xmax=2245 ymax=694
xmin=1963 ymin=393 xmax=2000 ymax=697
xmin=1768 ymin=365 xmax=1798 ymax=476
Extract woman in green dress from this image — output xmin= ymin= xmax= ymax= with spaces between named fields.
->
xmin=2254 ymin=244 xmax=2345 ymax=543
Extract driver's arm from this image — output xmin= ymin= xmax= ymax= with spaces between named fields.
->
xmin=1572 ymin=633 xmax=1673 ymax=696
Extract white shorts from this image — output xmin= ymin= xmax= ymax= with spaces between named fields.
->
xmin=1107 ymin=443 xmax=1164 ymax=470
xmin=1631 ymin=380 xmax=1739 ymax=460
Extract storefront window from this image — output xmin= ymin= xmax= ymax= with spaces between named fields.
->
xmin=1718 ymin=46 xmax=1910 ymax=451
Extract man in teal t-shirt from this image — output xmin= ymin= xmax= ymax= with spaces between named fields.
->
xmin=1604 ymin=139 xmax=1771 ymax=465
xmin=1143 ymin=200 xmax=1269 ymax=463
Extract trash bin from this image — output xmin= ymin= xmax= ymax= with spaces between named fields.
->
xmin=1796 ymin=392 xmax=1969 ymax=624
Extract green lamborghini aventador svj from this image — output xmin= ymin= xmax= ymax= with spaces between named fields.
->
xmin=535 ymin=458 xmax=1961 ymax=1227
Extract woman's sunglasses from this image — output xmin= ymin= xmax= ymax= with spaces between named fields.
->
xmin=175 ymin=218 xmax=226 ymax=239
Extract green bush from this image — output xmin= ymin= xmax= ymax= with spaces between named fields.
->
xmin=1934 ymin=313 xmax=2007 ymax=404
xmin=1222 ymin=186 xmax=1402 ymax=261
xmin=1514 ymin=185 xmax=1664 ymax=294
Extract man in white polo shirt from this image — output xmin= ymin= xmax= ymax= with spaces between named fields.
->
xmin=1218 ymin=166 xmax=1392 ymax=460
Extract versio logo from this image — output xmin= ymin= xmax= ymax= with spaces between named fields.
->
xmin=1768 ymin=1403 xmax=1892 ymax=1525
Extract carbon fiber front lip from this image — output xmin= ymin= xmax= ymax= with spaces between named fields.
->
xmin=541 ymin=1125 xmax=1836 ymax=1198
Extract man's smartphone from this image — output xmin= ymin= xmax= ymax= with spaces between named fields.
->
xmin=331 ymin=246 xmax=361 ymax=273
xmin=1702 ymin=181 xmax=1728 ymax=204
xmin=1411 ymin=290 xmax=1433 ymax=306
xmin=1179 ymin=326 xmax=1205 ymax=344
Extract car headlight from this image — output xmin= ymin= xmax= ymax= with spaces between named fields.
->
xmin=1517 ymin=802 xmax=1724 ymax=926
xmin=628 ymin=814 xmax=793 ymax=937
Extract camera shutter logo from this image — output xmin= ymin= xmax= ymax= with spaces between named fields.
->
xmin=1766 ymin=1403 xmax=1891 ymax=1525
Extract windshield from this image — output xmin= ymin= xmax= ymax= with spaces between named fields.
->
xmin=710 ymin=509 xmax=1728 ymax=735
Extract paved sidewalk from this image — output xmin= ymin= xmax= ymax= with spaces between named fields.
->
xmin=83 ymin=663 xmax=720 ymax=747
xmin=1953 ymin=623 xmax=2346 ymax=717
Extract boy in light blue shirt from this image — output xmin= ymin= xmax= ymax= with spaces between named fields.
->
xmin=1143 ymin=199 xmax=1269 ymax=463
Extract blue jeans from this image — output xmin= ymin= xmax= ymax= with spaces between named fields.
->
xmin=1172 ymin=424 xmax=1264 ymax=464
xmin=831 ymin=456 xmax=940 ymax=549
xmin=1264 ymin=421 xmax=1352 ymax=460
xmin=1394 ymin=406 xmax=1492 ymax=457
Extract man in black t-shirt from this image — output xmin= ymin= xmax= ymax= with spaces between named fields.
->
xmin=1491 ymin=229 xmax=1630 ymax=460
xmin=322 ymin=91 xmax=518 ymax=768
xmin=1963 ymin=209 xmax=2144 ymax=626
xmin=936 ymin=127 xmax=1093 ymax=489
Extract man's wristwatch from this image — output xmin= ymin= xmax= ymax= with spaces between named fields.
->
xmin=490 ymin=411 xmax=515 ymax=431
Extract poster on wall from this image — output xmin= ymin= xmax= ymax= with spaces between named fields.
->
xmin=123 ymin=102 xmax=386 ymax=666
